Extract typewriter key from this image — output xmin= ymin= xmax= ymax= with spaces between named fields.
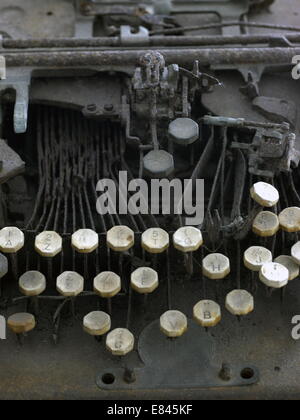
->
xmin=252 ymin=211 xmax=280 ymax=237
xmin=7 ymin=313 xmax=36 ymax=335
xmin=160 ymin=310 xmax=188 ymax=338
xmin=173 ymin=226 xmax=203 ymax=252
xmin=193 ymin=300 xmax=221 ymax=328
xmin=83 ymin=311 xmax=111 ymax=337
xmin=142 ymin=228 xmax=169 ymax=254
xmin=244 ymin=246 xmax=272 ymax=271
xmin=275 ymin=255 xmax=299 ymax=281
xmin=56 ymin=271 xmax=84 ymax=297
xmin=106 ymin=226 xmax=134 ymax=252
xmin=259 ymin=262 xmax=289 ymax=288
xmin=202 ymin=253 xmax=230 ymax=280
xmin=35 ymin=231 xmax=62 ymax=257
xmin=168 ymin=118 xmax=199 ymax=146
xmin=0 ymin=227 xmax=24 ymax=253
xmin=225 ymin=290 xmax=254 ymax=316
xmin=106 ymin=328 xmax=135 ymax=356
xmin=71 ymin=229 xmax=99 ymax=253
xmin=131 ymin=267 xmax=159 ymax=294
xmin=278 ymin=207 xmax=300 ymax=232
xmin=291 ymin=241 xmax=300 ymax=265
xmin=0 ymin=253 xmax=8 ymax=279
xmin=94 ymin=271 xmax=121 ymax=298
xmin=19 ymin=271 xmax=46 ymax=297
xmin=250 ymin=182 xmax=279 ymax=208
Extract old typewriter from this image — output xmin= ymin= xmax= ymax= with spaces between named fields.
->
xmin=0 ymin=0 xmax=300 ymax=400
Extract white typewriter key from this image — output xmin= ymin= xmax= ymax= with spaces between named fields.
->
xmin=83 ymin=311 xmax=111 ymax=336
xmin=56 ymin=271 xmax=84 ymax=297
xmin=0 ymin=253 xmax=8 ymax=278
xmin=142 ymin=228 xmax=169 ymax=254
xmin=107 ymin=226 xmax=134 ymax=252
xmin=250 ymin=182 xmax=279 ymax=207
xmin=278 ymin=207 xmax=300 ymax=232
xmin=275 ymin=255 xmax=299 ymax=281
xmin=202 ymin=253 xmax=230 ymax=280
xmin=7 ymin=313 xmax=36 ymax=335
xmin=72 ymin=229 xmax=99 ymax=253
xmin=93 ymin=271 xmax=121 ymax=298
xmin=131 ymin=267 xmax=159 ymax=294
xmin=35 ymin=231 xmax=62 ymax=257
xmin=19 ymin=271 xmax=46 ymax=297
xmin=0 ymin=227 xmax=24 ymax=253
xmin=291 ymin=241 xmax=300 ymax=265
xmin=160 ymin=310 xmax=188 ymax=338
xmin=106 ymin=328 xmax=135 ymax=356
xmin=244 ymin=246 xmax=272 ymax=272
xmin=225 ymin=290 xmax=254 ymax=316
xmin=173 ymin=227 xmax=203 ymax=253
xmin=193 ymin=300 xmax=221 ymax=328
xmin=252 ymin=211 xmax=280 ymax=237
xmin=259 ymin=262 xmax=289 ymax=289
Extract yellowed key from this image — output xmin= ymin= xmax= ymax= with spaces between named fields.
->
xmin=252 ymin=211 xmax=279 ymax=237
xmin=72 ymin=229 xmax=99 ymax=253
xmin=83 ymin=311 xmax=111 ymax=336
xmin=142 ymin=228 xmax=169 ymax=254
xmin=160 ymin=310 xmax=187 ymax=338
xmin=244 ymin=246 xmax=272 ymax=272
xmin=193 ymin=300 xmax=221 ymax=328
xmin=202 ymin=253 xmax=230 ymax=280
xmin=35 ymin=231 xmax=62 ymax=257
xmin=275 ymin=255 xmax=299 ymax=281
xmin=56 ymin=271 xmax=84 ymax=297
xmin=94 ymin=271 xmax=121 ymax=298
xmin=225 ymin=290 xmax=254 ymax=316
xmin=250 ymin=182 xmax=279 ymax=207
xmin=259 ymin=262 xmax=289 ymax=288
xmin=106 ymin=328 xmax=135 ymax=356
xmin=7 ymin=313 xmax=36 ymax=335
xmin=0 ymin=227 xmax=24 ymax=253
xmin=19 ymin=271 xmax=46 ymax=297
xmin=131 ymin=267 xmax=159 ymax=294
xmin=173 ymin=227 xmax=203 ymax=253
xmin=291 ymin=241 xmax=300 ymax=265
xmin=107 ymin=226 xmax=134 ymax=252
xmin=278 ymin=207 xmax=300 ymax=232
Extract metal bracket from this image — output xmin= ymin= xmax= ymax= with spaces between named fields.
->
xmin=120 ymin=26 xmax=149 ymax=46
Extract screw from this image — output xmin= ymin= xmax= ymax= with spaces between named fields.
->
xmin=104 ymin=104 xmax=114 ymax=112
xmin=219 ymin=363 xmax=231 ymax=381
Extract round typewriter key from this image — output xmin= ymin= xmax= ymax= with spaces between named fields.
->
xmin=7 ymin=313 xmax=36 ymax=335
xmin=106 ymin=226 xmax=134 ymax=252
xmin=250 ymin=182 xmax=279 ymax=208
xmin=142 ymin=228 xmax=169 ymax=254
xmin=19 ymin=271 xmax=46 ymax=297
xmin=106 ymin=328 xmax=135 ymax=356
xmin=0 ymin=253 xmax=8 ymax=278
xmin=173 ymin=226 xmax=203 ymax=252
xmin=83 ymin=311 xmax=111 ymax=336
xmin=168 ymin=118 xmax=199 ymax=146
xmin=202 ymin=253 xmax=230 ymax=280
xmin=94 ymin=271 xmax=121 ymax=298
xmin=143 ymin=149 xmax=174 ymax=178
xmin=275 ymin=255 xmax=299 ymax=281
xmin=131 ymin=267 xmax=159 ymax=294
xmin=0 ymin=227 xmax=24 ymax=253
xmin=252 ymin=211 xmax=279 ymax=237
xmin=160 ymin=310 xmax=188 ymax=338
xmin=193 ymin=300 xmax=221 ymax=328
xmin=56 ymin=271 xmax=84 ymax=297
xmin=259 ymin=262 xmax=289 ymax=289
xmin=72 ymin=229 xmax=99 ymax=253
xmin=225 ymin=290 xmax=254 ymax=316
xmin=35 ymin=231 xmax=62 ymax=257
xmin=291 ymin=241 xmax=300 ymax=265
xmin=244 ymin=246 xmax=272 ymax=272
xmin=278 ymin=207 xmax=300 ymax=232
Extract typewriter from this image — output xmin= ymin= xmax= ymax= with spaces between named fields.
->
xmin=0 ymin=0 xmax=300 ymax=400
